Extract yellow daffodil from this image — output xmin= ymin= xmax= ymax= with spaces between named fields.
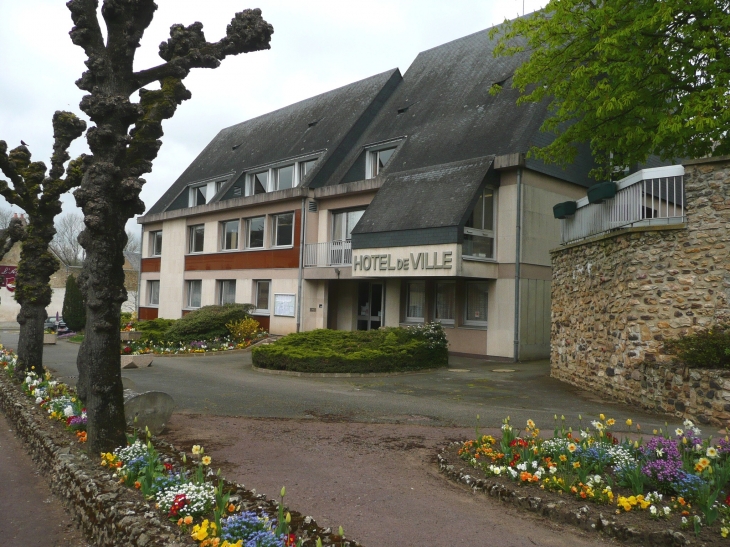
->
xmin=202 ymin=455 xmax=212 ymax=466
xmin=706 ymin=447 xmax=718 ymax=458
xmin=625 ymin=418 xmax=632 ymax=426
xmin=599 ymin=413 xmax=605 ymax=421
xmin=192 ymin=445 xmax=202 ymax=455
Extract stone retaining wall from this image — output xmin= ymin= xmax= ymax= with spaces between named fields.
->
xmin=551 ymin=157 xmax=730 ymax=427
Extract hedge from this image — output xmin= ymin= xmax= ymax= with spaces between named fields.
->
xmin=252 ymin=324 xmax=448 ymax=373
xmin=163 ymin=304 xmax=254 ymax=342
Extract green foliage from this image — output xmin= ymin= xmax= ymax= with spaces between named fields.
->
xmin=226 ymin=317 xmax=261 ymax=342
xmin=663 ymin=324 xmax=730 ymax=369
xmin=120 ymin=311 xmax=135 ymax=325
xmin=61 ymin=274 xmax=86 ymax=332
xmin=252 ymin=324 xmax=449 ymax=373
xmin=164 ymin=304 xmax=254 ymax=342
xmin=135 ymin=318 xmax=177 ymax=344
xmin=492 ymin=0 xmax=730 ymax=179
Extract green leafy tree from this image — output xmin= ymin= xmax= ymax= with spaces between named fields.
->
xmin=65 ymin=0 xmax=273 ymax=454
xmin=492 ymin=0 xmax=730 ymax=179
xmin=62 ymin=274 xmax=86 ymax=332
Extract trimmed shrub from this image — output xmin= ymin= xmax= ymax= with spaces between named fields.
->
xmin=62 ymin=275 xmax=86 ymax=332
xmin=164 ymin=304 xmax=254 ymax=342
xmin=663 ymin=324 xmax=730 ymax=369
xmin=136 ymin=318 xmax=177 ymax=343
xmin=252 ymin=323 xmax=448 ymax=373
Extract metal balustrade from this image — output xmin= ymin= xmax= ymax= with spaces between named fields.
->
xmin=304 ymin=239 xmax=352 ymax=267
xmin=561 ymin=166 xmax=685 ymax=245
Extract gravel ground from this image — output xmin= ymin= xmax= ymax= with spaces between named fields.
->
xmin=162 ymin=413 xmax=622 ymax=547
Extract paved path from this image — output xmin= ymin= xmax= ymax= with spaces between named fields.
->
xmin=0 ymin=330 xmax=707 ymax=547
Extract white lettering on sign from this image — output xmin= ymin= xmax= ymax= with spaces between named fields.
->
xmin=353 ymin=251 xmax=452 ymax=272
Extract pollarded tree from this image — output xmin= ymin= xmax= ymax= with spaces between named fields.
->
xmin=62 ymin=274 xmax=86 ymax=333
xmin=0 ymin=217 xmax=26 ymax=261
xmin=492 ymin=0 xmax=730 ymax=179
xmin=66 ymin=0 xmax=273 ymax=453
xmin=0 ymin=112 xmax=87 ymax=377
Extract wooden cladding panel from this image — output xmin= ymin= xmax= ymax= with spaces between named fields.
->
xmin=141 ymin=258 xmax=161 ymax=273
xmin=185 ymin=210 xmax=301 ymax=271
xmin=138 ymin=307 xmax=159 ymax=320
xmin=253 ymin=315 xmax=270 ymax=332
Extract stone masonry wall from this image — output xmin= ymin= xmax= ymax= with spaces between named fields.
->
xmin=551 ymin=158 xmax=730 ymax=428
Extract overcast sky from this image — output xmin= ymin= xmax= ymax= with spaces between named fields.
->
xmin=0 ymin=0 xmax=546 ymax=235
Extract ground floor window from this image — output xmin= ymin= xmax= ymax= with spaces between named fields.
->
xmin=434 ymin=282 xmax=455 ymax=324
xmin=147 ymin=280 xmax=160 ymax=306
xmin=255 ymin=280 xmax=270 ymax=313
xmin=218 ymin=279 xmax=236 ymax=305
xmin=464 ymin=281 xmax=488 ymax=326
xmin=186 ymin=280 xmax=202 ymax=308
xmin=405 ymin=281 xmax=425 ymax=321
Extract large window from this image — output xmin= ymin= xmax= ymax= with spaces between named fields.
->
xmin=435 ymin=282 xmax=455 ymax=324
xmin=186 ymin=280 xmax=202 ymax=309
xmin=464 ymin=282 xmax=488 ymax=326
xmin=254 ymin=280 xmax=270 ymax=313
xmin=218 ymin=280 xmax=236 ymax=305
xmin=368 ymin=146 xmax=396 ymax=178
xmin=273 ymin=212 xmax=294 ymax=247
xmin=150 ymin=230 xmax=162 ymax=256
xmin=189 ymin=224 xmax=205 ymax=253
xmin=463 ymin=188 xmax=495 ymax=259
xmin=246 ymin=217 xmax=265 ymax=249
xmin=147 ymin=280 xmax=160 ymax=306
xmin=406 ymin=281 xmax=425 ymax=321
xmin=221 ymin=220 xmax=239 ymax=250
xmin=332 ymin=209 xmax=365 ymax=241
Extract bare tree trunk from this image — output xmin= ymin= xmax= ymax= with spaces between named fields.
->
xmin=16 ymin=303 xmax=46 ymax=375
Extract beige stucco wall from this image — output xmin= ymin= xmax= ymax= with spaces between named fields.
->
xmin=384 ymin=279 xmax=400 ymax=327
xmin=158 ymin=218 xmax=187 ymax=318
xmin=486 ymin=278 xmax=515 ymax=358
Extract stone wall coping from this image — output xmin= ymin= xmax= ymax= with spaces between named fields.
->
xmin=682 ymin=155 xmax=730 ymax=166
xmin=550 ymin=223 xmax=686 ymax=253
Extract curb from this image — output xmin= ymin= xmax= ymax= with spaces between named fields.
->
xmin=250 ymin=364 xmax=443 ymax=378
xmin=437 ymin=443 xmax=689 ymax=547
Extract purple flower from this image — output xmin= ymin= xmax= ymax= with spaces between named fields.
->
xmin=641 ymin=437 xmax=683 ymax=485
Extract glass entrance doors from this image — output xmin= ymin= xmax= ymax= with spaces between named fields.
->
xmin=357 ymin=281 xmax=383 ymax=330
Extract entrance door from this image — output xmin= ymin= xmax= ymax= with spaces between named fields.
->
xmin=357 ymin=281 xmax=384 ymax=330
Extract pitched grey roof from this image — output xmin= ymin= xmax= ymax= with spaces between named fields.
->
xmin=145 ymin=69 xmax=401 ymax=215
xmin=351 ymin=156 xmax=493 ymax=249
xmin=317 ymin=26 xmax=594 ymax=188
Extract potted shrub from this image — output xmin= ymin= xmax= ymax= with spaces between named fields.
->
xmin=43 ymin=328 xmax=57 ymax=345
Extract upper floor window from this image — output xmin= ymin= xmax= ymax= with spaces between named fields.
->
xmin=244 ymin=157 xmax=319 ymax=196
xmin=190 ymin=184 xmax=207 ymax=207
xmin=273 ymin=213 xmax=294 ymax=247
xmin=332 ymin=209 xmax=365 ymax=241
xmin=150 ymin=230 xmax=162 ymax=256
xmin=463 ymin=188 xmax=495 ymax=259
xmin=215 ymin=180 xmax=225 ymax=195
xmin=246 ymin=216 xmax=265 ymax=249
xmin=189 ymin=224 xmax=205 ymax=254
xmin=367 ymin=146 xmax=396 ymax=179
xmin=147 ymin=280 xmax=160 ymax=306
xmin=221 ymin=220 xmax=239 ymax=251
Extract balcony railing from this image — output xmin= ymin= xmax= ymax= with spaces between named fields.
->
xmin=304 ymin=240 xmax=352 ymax=267
xmin=561 ymin=166 xmax=685 ymax=245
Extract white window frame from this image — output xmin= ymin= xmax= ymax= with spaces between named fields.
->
xmin=463 ymin=186 xmax=496 ymax=261
xmin=147 ymin=280 xmax=160 ymax=306
xmin=218 ymin=279 xmax=236 ymax=305
xmin=189 ymin=183 xmax=207 ymax=207
xmin=188 ymin=224 xmax=205 ymax=254
xmin=463 ymin=281 xmax=489 ymax=327
xmin=186 ymin=280 xmax=202 ymax=309
xmin=272 ymin=212 xmax=295 ymax=248
xmin=254 ymin=280 xmax=271 ymax=314
xmin=245 ymin=216 xmax=266 ymax=249
xmin=220 ymin=219 xmax=240 ymax=251
xmin=365 ymin=142 xmax=399 ymax=179
xmin=332 ymin=208 xmax=366 ymax=242
xmin=244 ymin=155 xmax=320 ymax=196
xmin=149 ymin=230 xmax=162 ymax=257
xmin=405 ymin=281 xmax=426 ymax=322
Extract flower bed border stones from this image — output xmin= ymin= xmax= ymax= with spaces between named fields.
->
xmin=0 ymin=352 xmax=363 ymax=547
xmin=438 ymin=444 xmax=691 ymax=547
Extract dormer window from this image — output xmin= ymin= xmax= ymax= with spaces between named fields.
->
xmin=244 ymin=157 xmax=319 ymax=196
xmin=364 ymin=142 xmax=400 ymax=179
xmin=190 ymin=184 xmax=206 ymax=206
xmin=187 ymin=178 xmax=229 ymax=207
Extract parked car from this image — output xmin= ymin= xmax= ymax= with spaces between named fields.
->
xmin=44 ymin=317 xmax=69 ymax=335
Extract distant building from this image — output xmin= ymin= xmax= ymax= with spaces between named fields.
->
xmin=137 ymin=24 xmax=612 ymax=359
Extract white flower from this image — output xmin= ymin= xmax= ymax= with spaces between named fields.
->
xmin=25 ymin=376 xmax=33 ymax=384
xmin=683 ymin=419 xmax=694 ymax=428
xmin=591 ymin=421 xmax=604 ymax=430
xmin=655 ymin=448 xmax=664 ymax=457
xmin=675 ymin=428 xmax=683 ymax=437
xmin=681 ymin=517 xmax=688 ymax=524
xmin=35 ymin=396 xmax=43 ymax=404
xmin=695 ymin=444 xmax=703 ymax=452
xmin=663 ymin=507 xmax=671 ymax=516
xmin=63 ymin=406 xmax=74 ymax=417
xmin=516 ymin=462 xmax=527 ymax=471
xmin=531 ymin=461 xmax=538 ymax=469
xmin=549 ymin=466 xmax=557 ymax=475
xmin=692 ymin=427 xmax=701 ymax=436
xmin=650 ymin=506 xmax=657 ymax=515
xmin=580 ymin=430 xmax=589 ymax=439
xmin=706 ymin=447 xmax=718 ymax=458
